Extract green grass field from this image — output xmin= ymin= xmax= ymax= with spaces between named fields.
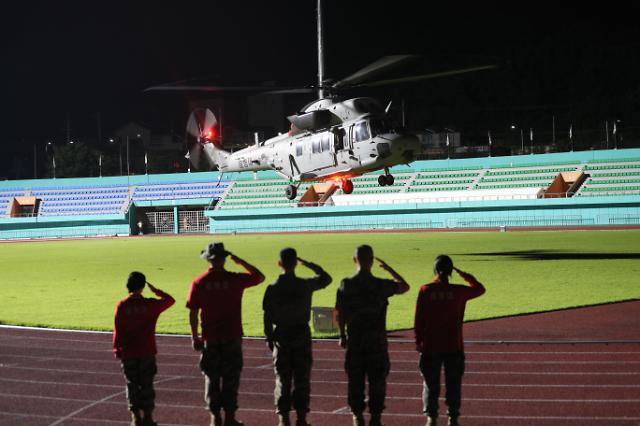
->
xmin=1 ymin=230 xmax=639 ymax=337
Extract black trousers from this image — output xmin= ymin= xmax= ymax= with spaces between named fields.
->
xmin=345 ymin=333 xmax=390 ymax=416
xmin=200 ymin=338 xmax=243 ymax=414
xmin=419 ymin=351 xmax=465 ymax=418
xmin=121 ymin=357 xmax=157 ymax=412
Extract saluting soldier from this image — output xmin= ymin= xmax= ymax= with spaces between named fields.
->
xmin=263 ymin=247 xmax=332 ymax=426
xmin=414 ymin=255 xmax=486 ymax=426
xmin=336 ymin=245 xmax=410 ymax=426
xmin=187 ymin=242 xmax=265 ymax=426
xmin=113 ymin=272 xmax=175 ymax=426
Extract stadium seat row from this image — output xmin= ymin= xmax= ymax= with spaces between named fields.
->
xmin=480 ymin=175 xmax=554 ymax=183
xmin=486 ymin=167 xmax=577 ymax=176
xmin=584 ymin=157 xmax=640 ymax=164
xmin=587 ymin=178 xmax=640 ymax=185
xmin=406 ymin=186 xmax=468 ymax=192
xmin=412 ymin=180 xmax=474 ymax=185
xmin=584 ymin=163 xmax=640 ymax=170
xmin=476 ymin=183 xmax=544 ymax=189
xmin=582 ymin=185 xmax=640 ymax=192
xmin=416 ymin=172 xmax=478 ymax=179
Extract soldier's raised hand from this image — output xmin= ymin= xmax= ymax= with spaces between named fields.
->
xmin=375 ymin=257 xmax=392 ymax=272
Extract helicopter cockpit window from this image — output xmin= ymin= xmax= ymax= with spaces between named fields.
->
xmin=354 ymin=121 xmax=370 ymax=142
xmin=369 ymin=119 xmax=394 ymax=137
xmin=296 ymin=142 xmax=303 ymax=156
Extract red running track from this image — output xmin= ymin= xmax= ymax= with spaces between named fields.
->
xmin=1 ymin=301 xmax=639 ymax=426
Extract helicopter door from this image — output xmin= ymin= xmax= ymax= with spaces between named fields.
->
xmin=335 ymin=125 xmax=358 ymax=167
xmin=309 ymin=133 xmax=336 ymax=170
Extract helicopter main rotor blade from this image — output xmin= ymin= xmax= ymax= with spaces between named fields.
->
xmin=332 ymin=55 xmax=418 ymax=89
xmin=144 ymin=84 xmax=310 ymax=94
xmin=356 ymin=64 xmax=498 ymax=88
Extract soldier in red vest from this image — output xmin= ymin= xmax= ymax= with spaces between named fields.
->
xmin=187 ymin=242 xmax=265 ymax=426
xmin=414 ymin=255 xmax=486 ymax=426
xmin=113 ymin=272 xmax=175 ymax=426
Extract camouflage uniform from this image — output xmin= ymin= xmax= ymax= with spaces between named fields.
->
xmin=336 ymin=272 xmax=399 ymax=417
xmin=263 ymin=265 xmax=331 ymax=417
xmin=200 ymin=338 xmax=244 ymax=415
xmin=120 ymin=357 xmax=158 ymax=413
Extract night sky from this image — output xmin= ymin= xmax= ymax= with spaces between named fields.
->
xmin=2 ymin=1 xmax=640 ymax=171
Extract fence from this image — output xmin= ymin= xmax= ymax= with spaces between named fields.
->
xmin=178 ymin=210 xmax=209 ymax=233
xmin=144 ymin=210 xmax=208 ymax=234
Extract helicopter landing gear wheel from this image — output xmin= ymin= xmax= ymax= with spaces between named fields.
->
xmin=377 ymin=174 xmax=395 ymax=186
xmin=386 ymin=174 xmax=395 ymax=186
xmin=341 ymin=179 xmax=354 ymax=194
xmin=285 ymin=184 xmax=297 ymax=200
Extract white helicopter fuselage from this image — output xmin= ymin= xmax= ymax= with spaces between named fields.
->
xmin=209 ymin=97 xmax=421 ymax=184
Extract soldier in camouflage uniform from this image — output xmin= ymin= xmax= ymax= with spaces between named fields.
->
xmin=336 ymin=245 xmax=410 ymax=426
xmin=263 ymin=247 xmax=332 ymax=426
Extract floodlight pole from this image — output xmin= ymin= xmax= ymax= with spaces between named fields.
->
xmin=126 ymin=135 xmax=130 ymax=176
xmin=317 ymin=0 xmax=325 ymax=99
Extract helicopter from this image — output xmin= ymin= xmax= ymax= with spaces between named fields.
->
xmin=150 ymin=53 xmax=495 ymax=200
xmin=183 ymin=86 xmax=420 ymax=199
xmin=146 ymin=0 xmax=496 ymax=200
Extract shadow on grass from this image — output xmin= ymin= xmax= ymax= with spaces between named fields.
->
xmin=458 ymin=250 xmax=640 ymax=261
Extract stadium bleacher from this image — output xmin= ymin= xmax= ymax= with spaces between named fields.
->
xmin=0 ymin=149 xmax=639 ymax=237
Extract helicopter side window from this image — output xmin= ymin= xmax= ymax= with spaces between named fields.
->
xmin=332 ymin=127 xmax=345 ymax=151
xmin=354 ymin=121 xmax=370 ymax=142
xmin=321 ymin=134 xmax=331 ymax=152
xmin=312 ymin=138 xmax=321 ymax=154
xmin=296 ymin=142 xmax=303 ymax=156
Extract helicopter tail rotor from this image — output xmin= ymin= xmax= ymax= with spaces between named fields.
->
xmin=185 ymin=108 xmax=225 ymax=171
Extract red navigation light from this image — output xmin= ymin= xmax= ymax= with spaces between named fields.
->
xmin=202 ymin=128 xmax=216 ymax=140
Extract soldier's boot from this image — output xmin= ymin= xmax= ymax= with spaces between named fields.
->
xmin=210 ymin=411 xmax=223 ymax=426
xmin=425 ymin=417 xmax=438 ymax=426
xmin=369 ymin=413 xmax=385 ymax=426
xmin=130 ymin=410 xmax=143 ymax=426
xmin=447 ymin=416 xmax=459 ymax=426
xmin=278 ymin=412 xmax=291 ymax=426
xmin=142 ymin=409 xmax=157 ymax=426
xmin=295 ymin=411 xmax=310 ymax=426
xmin=352 ymin=413 xmax=365 ymax=426
xmin=223 ymin=411 xmax=244 ymax=426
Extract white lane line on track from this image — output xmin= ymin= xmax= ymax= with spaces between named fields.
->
xmin=3 ymin=336 xmax=640 ymax=356
xmin=4 ymin=375 xmax=640 ymax=392
xmin=0 ymin=377 xmax=121 ymax=389
xmin=4 ymin=350 xmax=640 ymax=372
xmin=0 ymin=410 xmax=194 ymax=425
xmin=6 ymin=363 xmax=640 ymax=378
xmin=3 ymin=387 xmax=640 ymax=405
xmin=453 ymin=415 xmax=640 ymax=422
xmin=5 ymin=326 xmax=640 ymax=346
xmin=2 ymin=408 xmax=638 ymax=424
xmin=47 ymin=375 xmax=181 ymax=426
xmin=5 ymin=368 xmax=640 ymax=390
xmin=331 ymin=406 xmax=351 ymax=414
xmin=4 ymin=349 xmax=640 ymax=367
